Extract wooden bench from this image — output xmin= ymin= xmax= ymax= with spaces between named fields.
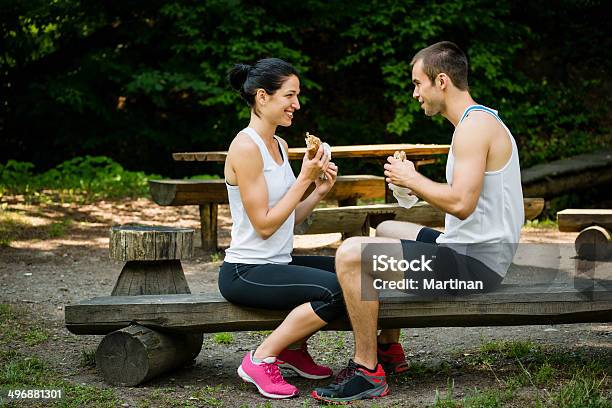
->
xmin=149 ymin=175 xmax=385 ymax=250
xmin=558 ymin=209 xmax=612 ymax=260
xmin=65 ymin=284 xmax=611 ymax=386
xmin=295 ymin=198 xmax=545 ymax=235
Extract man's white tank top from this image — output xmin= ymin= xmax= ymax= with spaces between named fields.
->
xmin=224 ymin=127 xmax=296 ymax=264
xmin=436 ymin=105 xmax=524 ymax=276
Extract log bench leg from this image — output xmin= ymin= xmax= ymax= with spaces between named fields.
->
xmin=575 ymin=225 xmax=612 ymax=261
xmin=111 ymin=260 xmax=191 ymax=296
xmin=199 ymin=203 xmax=218 ymax=251
xmin=339 ymin=198 xmax=368 ymax=239
xmin=96 ymin=324 xmax=203 ymax=386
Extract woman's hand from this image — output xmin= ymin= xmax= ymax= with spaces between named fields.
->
xmin=384 ymin=152 xmax=418 ymax=188
xmin=314 ymin=162 xmax=338 ymax=197
xmin=298 ymin=145 xmax=329 ymax=182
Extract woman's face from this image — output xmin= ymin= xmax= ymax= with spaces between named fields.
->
xmin=258 ymin=75 xmax=301 ymax=127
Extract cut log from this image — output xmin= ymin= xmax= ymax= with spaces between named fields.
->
xmin=557 ymin=209 xmax=612 ymax=232
xmin=109 ymin=225 xmax=194 ymax=296
xmin=575 ymin=226 xmax=612 ymax=261
xmin=522 ymin=151 xmax=612 ymax=198
xmin=111 ymin=260 xmax=191 ymax=296
xmin=199 ymin=204 xmax=218 ymax=251
xmin=109 ymin=225 xmax=194 ymax=261
xmin=95 ymin=324 xmax=203 ymax=386
xmin=295 ymin=198 xmax=545 ymax=235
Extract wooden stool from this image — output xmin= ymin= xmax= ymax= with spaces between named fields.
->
xmin=97 ymin=225 xmax=202 ymax=386
xmin=109 ymin=225 xmax=194 ymax=296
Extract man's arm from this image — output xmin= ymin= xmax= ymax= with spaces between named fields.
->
xmin=384 ymin=115 xmax=492 ymax=220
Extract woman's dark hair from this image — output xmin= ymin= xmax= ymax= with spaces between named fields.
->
xmin=227 ymin=58 xmax=299 ymax=115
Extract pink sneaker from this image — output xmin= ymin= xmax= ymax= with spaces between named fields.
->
xmin=237 ymin=351 xmax=299 ymax=399
xmin=278 ymin=343 xmax=333 ymax=379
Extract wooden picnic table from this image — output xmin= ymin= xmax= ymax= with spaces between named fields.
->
xmin=172 ymin=143 xmax=450 ymax=163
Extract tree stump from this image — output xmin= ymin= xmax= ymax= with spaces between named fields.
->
xmin=575 ymin=225 xmax=611 ymax=261
xmin=95 ymin=324 xmax=203 ymax=386
xmin=109 ymin=225 xmax=194 ymax=296
xmin=98 ymin=226 xmax=202 ymax=386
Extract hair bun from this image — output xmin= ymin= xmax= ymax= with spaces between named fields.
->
xmin=228 ymin=64 xmax=251 ymax=91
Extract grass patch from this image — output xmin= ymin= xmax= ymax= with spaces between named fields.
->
xmin=0 ymin=304 xmax=49 ymax=347
xmin=467 ymin=339 xmax=543 ymax=366
xmin=48 ymin=218 xmax=72 ymax=238
xmin=316 ymin=331 xmax=347 ymax=351
xmin=0 ymin=210 xmax=32 ymax=246
xmin=552 ymin=369 xmax=609 ymax=408
xmin=23 ymin=327 xmax=49 ymax=346
xmin=213 ymin=332 xmax=233 ymax=345
xmin=79 ymin=349 xmax=96 ymax=368
xmin=460 ymin=339 xmax=611 ymax=407
xmin=192 ymin=385 xmax=224 ymax=407
xmin=525 ymin=218 xmax=558 ymax=228
xmin=0 ymin=307 xmax=120 ymax=407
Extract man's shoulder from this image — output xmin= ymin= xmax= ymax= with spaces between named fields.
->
xmin=454 ymin=111 xmax=502 ymax=143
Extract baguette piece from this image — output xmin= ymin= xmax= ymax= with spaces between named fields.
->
xmin=305 ymin=132 xmax=322 ymax=159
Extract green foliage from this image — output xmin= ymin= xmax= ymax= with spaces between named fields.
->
xmin=0 ymin=156 xmax=161 ymax=203
xmin=2 ymin=0 xmax=610 ymax=180
xmin=212 ymin=332 xmax=233 ymax=345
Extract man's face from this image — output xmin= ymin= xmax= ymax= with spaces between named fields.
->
xmin=412 ymin=59 xmax=443 ymax=116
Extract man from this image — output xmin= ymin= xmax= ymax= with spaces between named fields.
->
xmin=311 ymin=41 xmax=524 ymax=403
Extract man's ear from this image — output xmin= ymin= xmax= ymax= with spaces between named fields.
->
xmin=437 ymin=73 xmax=449 ymax=90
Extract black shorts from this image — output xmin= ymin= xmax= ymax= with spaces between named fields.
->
xmin=218 ymin=255 xmax=345 ymax=323
xmin=398 ymin=227 xmax=503 ymax=295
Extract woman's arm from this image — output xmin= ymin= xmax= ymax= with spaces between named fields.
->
xmin=294 ymin=163 xmax=338 ymax=225
xmin=229 ymin=133 xmax=326 ymax=239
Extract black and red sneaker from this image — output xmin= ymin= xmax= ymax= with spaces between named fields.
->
xmin=377 ymin=342 xmax=410 ymax=375
xmin=311 ymin=359 xmax=389 ymax=404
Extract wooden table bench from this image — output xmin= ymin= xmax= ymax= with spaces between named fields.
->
xmin=149 ymin=175 xmax=385 ymax=249
xmin=558 ymin=209 xmax=612 ymax=260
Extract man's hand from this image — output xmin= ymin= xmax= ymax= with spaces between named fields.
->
xmin=384 ymin=152 xmax=418 ymax=188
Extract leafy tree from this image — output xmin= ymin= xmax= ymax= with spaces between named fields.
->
xmin=1 ymin=0 xmax=609 ymax=177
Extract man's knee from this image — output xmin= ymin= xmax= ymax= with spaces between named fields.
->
xmin=336 ymin=237 xmax=365 ymax=276
xmin=375 ymin=221 xmax=395 ymax=237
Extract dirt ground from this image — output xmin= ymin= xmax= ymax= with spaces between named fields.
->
xmin=0 ymin=198 xmax=610 ymax=407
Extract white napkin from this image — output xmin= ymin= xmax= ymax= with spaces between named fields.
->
xmin=388 ymin=183 xmax=418 ymax=209
xmin=320 ymin=143 xmax=332 ymax=180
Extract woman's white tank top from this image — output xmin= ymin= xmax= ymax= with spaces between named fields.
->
xmin=436 ymin=105 xmax=524 ymax=276
xmin=224 ymin=127 xmax=296 ymax=264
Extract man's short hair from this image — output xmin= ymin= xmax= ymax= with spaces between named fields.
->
xmin=411 ymin=41 xmax=469 ymax=90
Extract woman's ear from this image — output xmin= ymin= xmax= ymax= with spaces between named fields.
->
xmin=256 ymin=88 xmax=267 ymax=106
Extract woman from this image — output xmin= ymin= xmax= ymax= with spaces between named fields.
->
xmin=219 ymin=58 xmax=344 ymax=399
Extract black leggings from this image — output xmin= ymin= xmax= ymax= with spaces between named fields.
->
xmin=218 ymin=256 xmax=345 ymax=323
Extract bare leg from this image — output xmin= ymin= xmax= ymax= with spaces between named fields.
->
xmin=254 ymin=303 xmax=325 ymax=359
xmin=336 ymin=236 xmax=402 ymax=370
xmin=375 ymin=221 xmax=424 ymax=344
